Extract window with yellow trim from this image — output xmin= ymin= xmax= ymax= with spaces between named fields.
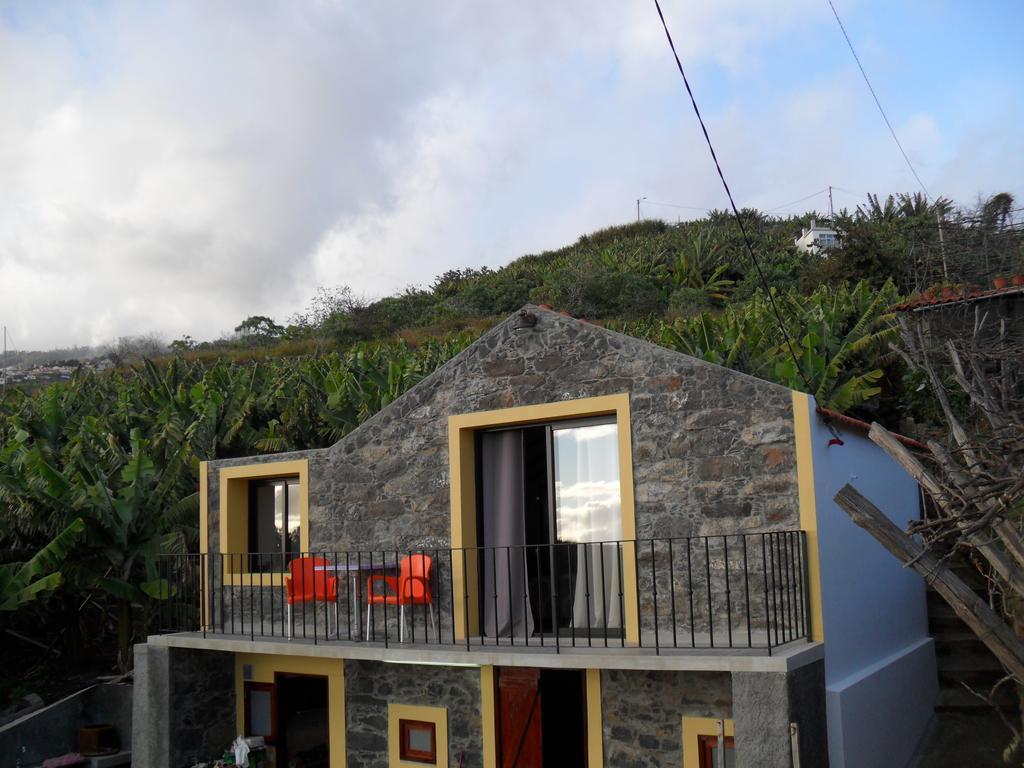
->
xmin=681 ymin=716 xmax=735 ymax=768
xmin=697 ymin=734 xmax=735 ymax=768
xmin=248 ymin=476 xmax=301 ymax=572
xmin=448 ymin=394 xmax=639 ymax=643
xmin=218 ymin=459 xmax=309 ymax=579
xmin=398 ymin=719 xmax=437 ymax=763
xmin=388 ymin=703 xmax=447 ymax=768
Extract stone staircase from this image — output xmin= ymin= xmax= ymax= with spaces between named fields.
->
xmin=928 ymin=561 xmax=1019 ymax=712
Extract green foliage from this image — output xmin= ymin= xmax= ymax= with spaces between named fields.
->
xmin=657 ymin=280 xmax=900 ymax=411
xmin=0 ymin=518 xmax=84 ymax=611
xmin=0 ymin=334 xmax=475 ymax=666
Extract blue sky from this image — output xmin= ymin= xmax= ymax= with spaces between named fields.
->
xmin=1 ymin=0 xmax=1021 ymax=349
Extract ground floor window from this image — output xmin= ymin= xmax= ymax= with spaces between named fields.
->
xmin=398 ymin=719 xmax=437 ymax=763
xmin=682 ymin=716 xmax=735 ymax=768
xmin=243 ymin=681 xmax=276 ymax=741
xmin=698 ymin=734 xmax=735 ymax=768
xmin=388 ymin=703 xmax=447 ymax=768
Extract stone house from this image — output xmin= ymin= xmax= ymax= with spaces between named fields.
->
xmin=134 ymin=306 xmax=937 ymax=768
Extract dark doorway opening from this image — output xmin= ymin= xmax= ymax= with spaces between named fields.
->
xmin=495 ymin=667 xmax=588 ymax=768
xmin=275 ymin=673 xmax=329 ymax=768
xmin=540 ymin=669 xmax=587 ymax=766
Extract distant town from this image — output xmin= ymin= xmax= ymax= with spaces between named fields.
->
xmin=1 ymin=357 xmax=113 ymax=387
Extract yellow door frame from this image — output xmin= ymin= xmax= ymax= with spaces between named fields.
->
xmin=448 ymin=393 xmax=639 ymax=644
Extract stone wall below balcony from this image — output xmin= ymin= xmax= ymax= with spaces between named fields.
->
xmin=600 ymin=669 xmax=732 ymax=767
xmin=344 ymin=659 xmax=483 ymax=768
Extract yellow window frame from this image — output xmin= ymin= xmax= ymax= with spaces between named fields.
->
xmin=447 ymin=393 xmax=639 ymax=644
xmin=388 ymin=703 xmax=448 ymax=768
xmin=204 ymin=459 xmax=310 ymax=586
xmin=682 ymin=715 xmax=735 ymax=767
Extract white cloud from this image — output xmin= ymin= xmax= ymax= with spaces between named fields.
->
xmin=0 ymin=0 xmax=1019 ymax=349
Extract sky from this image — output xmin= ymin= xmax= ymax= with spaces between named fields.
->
xmin=1 ymin=1 xmax=1022 ymax=350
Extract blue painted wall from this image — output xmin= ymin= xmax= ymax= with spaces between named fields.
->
xmin=805 ymin=396 xmax=937 ymax=768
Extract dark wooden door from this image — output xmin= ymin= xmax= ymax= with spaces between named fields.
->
xmin=497 ymin=667 xmax=543 ymax=768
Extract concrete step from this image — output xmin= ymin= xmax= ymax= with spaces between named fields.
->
xmin=934 ymin=633 xmax=1003 ymax=659
xmin=937 ymin=685 xmax=1019 ymax=711
xmin=938 ymin=668 xmax=1017 ymax=699
xmin=937 ymin=652 xmax=1008 ymax=674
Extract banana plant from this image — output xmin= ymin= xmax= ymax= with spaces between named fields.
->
xmin=0 ymin=518 xmax=84 ymax=611
xmin=658 ymin=279 xmax=900 ymax=411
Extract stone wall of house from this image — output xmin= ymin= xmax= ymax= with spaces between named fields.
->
xmin=344 ymin=659 xmax=482 ymax=768
xmin=203 ymin=308 xmax=801 ymax=639
xmin=132 ymin=645 xmax=235 ymax=768
xmin=169 ymin=647 xmax=236 ymax=766
xmin=600 ymin=669 xmax=732 ymax=766
xmin=204 ymin=306 xmax=798 ymax=552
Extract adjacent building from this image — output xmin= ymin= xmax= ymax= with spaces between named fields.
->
xmin=794 ymin=219 xmax=840 ymax=254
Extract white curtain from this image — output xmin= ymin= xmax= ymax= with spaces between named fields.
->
xmin=553 ymin=423 xmax=623 ymax=631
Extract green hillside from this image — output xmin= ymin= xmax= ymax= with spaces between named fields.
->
xmin=1 ymin=192 xmax=1020 ymax=690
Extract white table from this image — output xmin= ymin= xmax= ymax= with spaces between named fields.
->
xmin=314 ymin=561 xmax=398 ymax=639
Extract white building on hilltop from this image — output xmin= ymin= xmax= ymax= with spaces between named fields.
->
xmin=795 ymin=218 xmax=840 ymax=254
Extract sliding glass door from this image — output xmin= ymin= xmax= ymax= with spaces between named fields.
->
xmin=477 ymin=416 xmax=623 ymax=638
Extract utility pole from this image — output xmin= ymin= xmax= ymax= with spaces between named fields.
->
xmin=637 ymin=197 xmax=646 ymax=222
xmin=828 ymin=185 xmax=834 ymax=222
xmin=936 ymin=209 xmax=948 ymax=281
xmin=2 ymin=325 xmax=6 ymax=393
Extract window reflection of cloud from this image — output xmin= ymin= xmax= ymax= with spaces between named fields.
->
xmin=555 ymin=480 xmax=621 ymax=542
xmin=557 ymin=423 xmax=618 ymax=443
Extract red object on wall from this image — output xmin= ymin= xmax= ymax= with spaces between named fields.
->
xmin=497 ymin=667 xmax=543 ymax=768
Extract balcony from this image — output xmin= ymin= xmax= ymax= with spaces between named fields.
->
xmin=154 ymin=532 xmax=810 ymax=658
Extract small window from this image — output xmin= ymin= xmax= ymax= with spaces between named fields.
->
xmin=244 ymin=682 xmax=276 ymax=741
xmin=698 ymin=734 xmax=735 ymax=768
xmin=248 ymin=477 xmax=301 ymax=572
xmin=399 ymin=719 xmax=437 ymax=764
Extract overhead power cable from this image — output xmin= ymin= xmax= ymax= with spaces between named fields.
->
xmin=643 ymin=200 xmax=715 ymax=211
xmin=825 ymin=0 xmax=931 ymax=201
xmin=764 ymin=189 xmax=829 ymax=213
xmin=652 ymin=0 xmax=817 ymax=396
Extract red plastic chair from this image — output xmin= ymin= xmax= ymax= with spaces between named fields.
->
xmin=365 ymin=554 xmax=436 ymax=642
xmin=285 ymin=556 xmax=338 ymax=639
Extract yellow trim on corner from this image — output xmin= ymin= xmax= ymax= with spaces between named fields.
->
xmin=480 ymin=666 xmax=497 ymax=768
xmin=791 ymin=391 xmax=824 ymax=642
xmin=586 ymin=668 xmax=603 ymax=768
xmin=388 ymin=702 xmax=448 ymax=768
xmin=199 ymin=461 xmax=209 ymax=555
xmin=681 ymin=716 xmax=734 ymax=767
xmin=448 ymin=393 xmax=639 ymax=643
xmin=235 ymin=652 xmax=346 ymax=768
xmin=199 ymin=461 xmax=210 ymax=628
xmin=219 ymin=459 xmax=310 ymax=585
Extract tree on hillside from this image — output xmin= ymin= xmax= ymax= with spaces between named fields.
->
xmin=110 ymin=334 xmax=166 ymax=365
xmin=982 ymin=192 xmax=1016 ymax=232
xmin=234 ymin=315 xmax=284 ymax=343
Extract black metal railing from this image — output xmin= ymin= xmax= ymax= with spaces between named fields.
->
xmin=154 ymin=531 xmax=809 ymax=654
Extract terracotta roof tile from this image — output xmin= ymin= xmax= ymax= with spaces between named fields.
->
xmin=893 ymin=283 xmax=1024 ymax=312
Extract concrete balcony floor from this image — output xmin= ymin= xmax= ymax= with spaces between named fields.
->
xmin=148 ymin=624 xmax=822 ymax=674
